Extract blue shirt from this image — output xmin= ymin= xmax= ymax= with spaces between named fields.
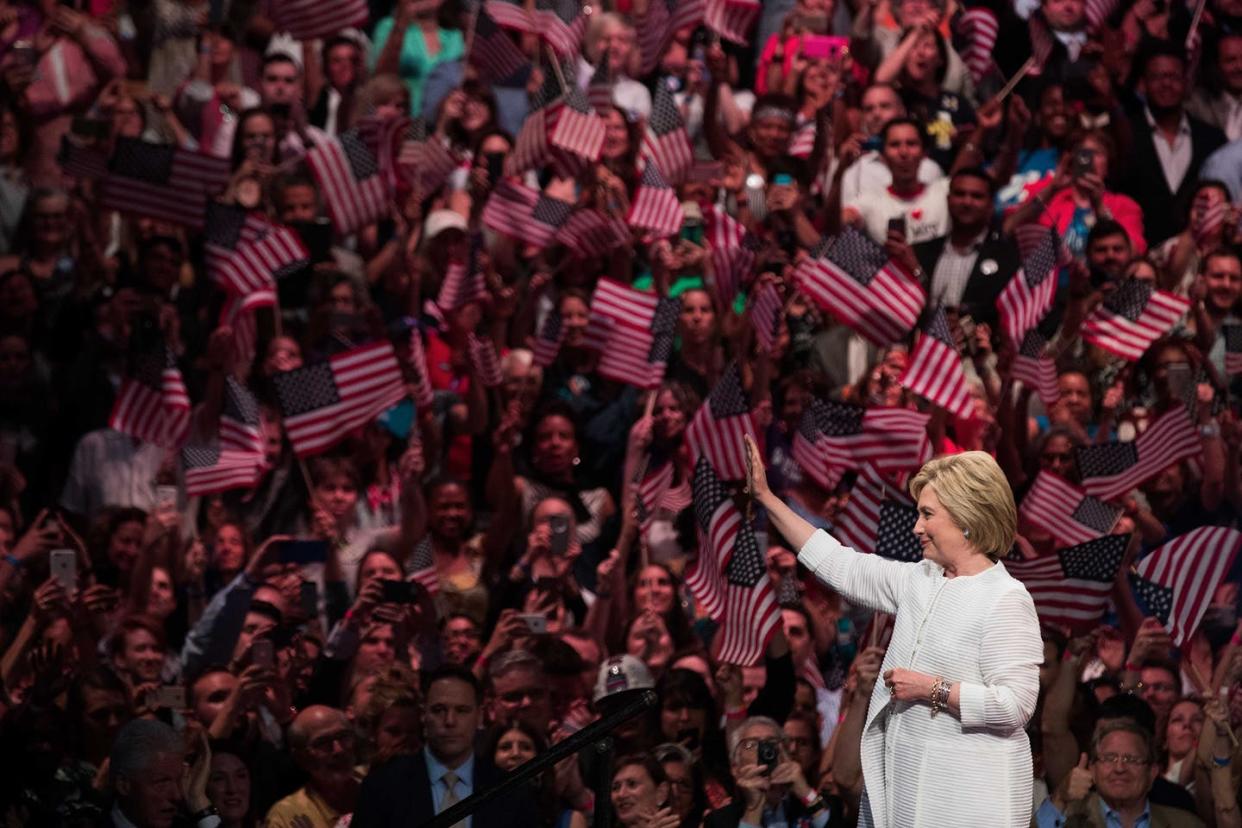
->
xmin=1202 ymin=138 xmax=1242 ymax=201
xmin=1035 ymin=796 xmax=1152 ymax=828
xmin=425 ymin=747 xmax=475 ymax=828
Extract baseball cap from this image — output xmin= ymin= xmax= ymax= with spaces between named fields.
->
xmin=593 ymin=654 xmax=655 ymax=703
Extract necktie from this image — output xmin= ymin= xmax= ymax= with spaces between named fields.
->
xmin=441 ymin=770 xmax=465 ymax=828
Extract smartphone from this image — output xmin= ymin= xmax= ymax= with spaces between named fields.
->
xmin=10 ymin=40 xmax=35 ymax=69
xmin=486 ymin=152 xmax=505 ymax=185
xmin=70 ymin=116 xmax=109 ymax=140
xmin=744 ymin=173 xmax=768 ymax=223
xmin=299 ymin=580 xmax=318 ymax=619
xmin=251 ymin=638 xmax=275 ymax=669
xmin=379 ymin=579 xmax=423 ymax=604
xmin=518 ymin=613 xmax=548 ymax=634
xmin=277 ymin=539 xmax=330 ymax=565
xmin=548 ymin=515 xmax=570 ymax=557
xmin=50 ymin=549 xmax=77 ymax=592
xmin=757 ymin=739 xmax=780 ymax=773
xmin=801 ymin=34 xmax=848 ymax=61
xmin=887 ymin=215 xmax=907 ymax=238
xmin=148 ymin=686 xmax=187 ymax=710
xmin=1166 ymin=362 xmax=1193 ymax=401
xmin=268 ymin=102 xmax=292 ymax=120
xmin=155 ymin=485 xmax=178 ymax=512
xmin=1073 ymin=147 xmax=1096 ymax=178
xmin=292 ymin=220 xmax=333 ymax=265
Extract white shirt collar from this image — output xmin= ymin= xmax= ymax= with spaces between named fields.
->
xmin=1144 ymin=105 xmax=1191 ymax=136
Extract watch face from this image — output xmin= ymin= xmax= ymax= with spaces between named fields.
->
xmin=745 ymin=173 xmax=765 ymax=190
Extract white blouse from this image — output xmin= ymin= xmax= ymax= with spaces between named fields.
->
xmin=798 ymin=529 xmax=1043 ymax=828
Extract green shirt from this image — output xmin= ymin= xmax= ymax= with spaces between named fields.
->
xmin=370 ymin=20 xmax=464 ymax=116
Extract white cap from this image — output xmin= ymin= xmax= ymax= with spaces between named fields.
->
xmin=593 ymin=654 xmax=655 ymax=703
xmin=423 ymin=209 xmax=468 ymax=241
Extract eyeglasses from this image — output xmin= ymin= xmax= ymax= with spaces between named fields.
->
xmin=1095 ymin=753 xmax=1149 ymax=767
xmin=737 ymin=737 xmax=790 ymax=753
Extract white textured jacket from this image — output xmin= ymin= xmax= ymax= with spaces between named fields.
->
xmin=799 ymin=529 xmax=1043 ymax=828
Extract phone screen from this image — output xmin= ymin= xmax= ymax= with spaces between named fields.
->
xmin=50 ymin=549 xmax=76 ymax=592
xmin=277 ymin=539 xmax=330 ymax=565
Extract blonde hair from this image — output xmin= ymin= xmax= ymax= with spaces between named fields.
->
xmin=908 ymin=452 xmax=1016 ymax=561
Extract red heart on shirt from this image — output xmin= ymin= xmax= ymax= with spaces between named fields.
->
xmin=911 ymin=209 xmax=923 ymax=220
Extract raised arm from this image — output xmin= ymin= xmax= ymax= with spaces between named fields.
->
xmin=745 ymin=435 xmax=909 ymax=614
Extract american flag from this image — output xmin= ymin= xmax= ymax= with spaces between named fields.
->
xmin=205 ymin=203 xmax=309 ymax=297
xmin=355 ymin=114 xmax=411 ymax=196
xmin=182 ymin=441 xmax=265 ymax=497
xmin=635 ymin=0 xmax=706 ymax=75
xmin=482 ymin=179 xmax=575 ymax=251
xmin=873 ymin=500 xmax=924 ymax=562
xmin=397 ymin=120 xmax=456 ymax=201
xmin=99 ymin=138 xmax=230 ymax=229
xmin=1131 ymin=526 xmax=1242 ymax=645
xmin=1020 ymin=471 xmax=1122 ymax=549
xmin=272 ymin=341 xmax=407 ymax=457
xmin=1011 ymin=330 xmax=1060 ymax=409
xmin=1085 ymin=0 xmax=1120 ymax=30
xmin=788 ymin=120 xmax=817 ymax=160
xmin=469 ymin=6 xmax=529 ymax=84
xmin=793 ymin=228 xmax=925 ymax=346
xmin=1226 ymin=325 xmax=1242 ymax=376
xmin=407 ymin=536 xmax=440 ymax=595
xmin=1192 ymin=200 xmax=1229 ymax=245
xmin=271 ymin=0 xmax=367 ymax=39
xmin=998 ymin=225 xmax=1059 ymax=348
xmin=109 ymin=344 xmax=191 ymax=448
xmin=532 ymin=306 xmax=564 ymax=367
xmin=305 ymin=129 xmax=388 ymax=235
xmin=793 ymin=400 xmax=931 ymax=491
xmin=483 ymin=0 xmax=533 ymax=32
xmin=406 ymin=328 xmax=435 ymax=410
xmin=220 ymin=376 xmax=265 ymax=455
xmin=1075 ymin=406 xmax=1201 ymax=501
xmin=535 ymin=0 xmax=585 ymax=57
xmin=507 ymin=69 xmax=559 ymax=176
xmin=835 ymin=464 xmax=913 ymax=553
xmin=704 ymin=0 xmax=761 ymax=44
xmin=436 ymin=259 xmax=486 ymax=312
xmin=555 ymin=209 xmax=631 ymax=259
xmin=627 ymin=163 xmax=684 ymax=239
xmin=750 ymin=283 xmax=783 ymax=353
xmin=642 ymin=82 xmax=693 ymax=186
xmin=468 ymin=333 xmax=503 ymax=388
xmin=685 ymin=363 xmax=756 ymax=480
xmin=636 ymin=460 xmax=691 ymax=527
xmin=548 ymin=87 xmax=606 ymax=163
xmin=1081 ymin=279 xmax=1190 ymax=362
xmin=585 ymin=278 xmax=681 ymax=388
xmin=957 ymin=7 xmax=999 ymax=84
xmin=684 ymin=457 xmax=779 ymax=665
xmin=900 ymin=307 xmax=974 ymax=419
xmin=1028 ymin=13 xmax=1056 ymax=74
xmin=1006 ymin=534 xmax=1129 ymax=629
xmin=587 ymin=49 xmax=615 ymax=113
xmin=58 ymin=135 xmax=109 ymax=180
xmin=220 ymin=289 xmax=276 ymax=375
xmin=705 ymin=205 xmax=761 ymax=308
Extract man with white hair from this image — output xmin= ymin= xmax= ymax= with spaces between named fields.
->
xmin=705 ymin=716 xmax=831 ymax=828
xmin=108 ymin=719 xmax=219 ymax=828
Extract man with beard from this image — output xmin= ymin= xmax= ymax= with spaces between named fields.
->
xmin=1119 ymin=45 xmax=1226 ymax=245
xmin=264 ymin=706 xmax=358 ymax=828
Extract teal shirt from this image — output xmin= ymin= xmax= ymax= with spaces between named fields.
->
xmin=371 ymin=20 xmax=464 ymax=116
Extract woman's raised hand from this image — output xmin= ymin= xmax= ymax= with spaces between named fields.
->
xmin=743 ymin=434 xmax=770 ymax=499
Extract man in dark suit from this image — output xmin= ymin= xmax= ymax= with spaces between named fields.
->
xmin=1119 ymin=44 xmax=1228 ymax=246
xmin=352 ymin=665 xmax=537 ymax=827
xmin=103 ymin=718 xmax=221 ymax=828
xmin=906 ymin=168 xmax=1020 ymax=329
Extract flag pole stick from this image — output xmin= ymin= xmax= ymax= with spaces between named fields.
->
xmin=989 ymin=56 xmax=1035 ymax=108
xmin=463 ymin=2 xmax=480 ymax=67
xmin=1186 ymin=0 xmax=1208 ymax=52
xmin=546 ymin=43 xmax=568 ymax=94
xmin=629 ymin=391 xmax=658 ymax=571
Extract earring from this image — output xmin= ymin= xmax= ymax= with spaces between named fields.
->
xmin=963 ymin=529 xmax=971 ymax=538
xmin=572 ymin=456 xmax=581 ymax=466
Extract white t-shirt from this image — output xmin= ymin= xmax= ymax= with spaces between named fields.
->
xmin=846 ymin=176 xmax=951 ymax=246
xmin=840 ymin=152 xmax=945 ymax=208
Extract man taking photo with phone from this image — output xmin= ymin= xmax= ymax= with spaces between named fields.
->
xmin=707 ymin=715 xmax=830 ymax=828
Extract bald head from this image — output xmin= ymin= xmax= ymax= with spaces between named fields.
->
xmin=288 ymin=705 xmax=356 ymax=783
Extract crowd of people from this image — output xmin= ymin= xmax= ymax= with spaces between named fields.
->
xmin=1 ymin=0 xmax=1242 ymax=824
